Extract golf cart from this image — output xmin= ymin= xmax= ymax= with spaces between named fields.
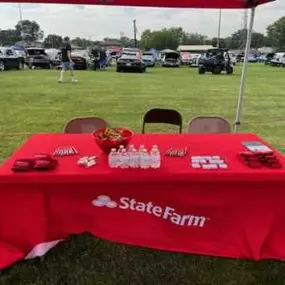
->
xmin=198 ymin=48 xmax=233 ymax=75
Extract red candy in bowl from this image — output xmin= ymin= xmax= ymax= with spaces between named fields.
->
xmin=92 ymin=127 xmax=133 ymax=154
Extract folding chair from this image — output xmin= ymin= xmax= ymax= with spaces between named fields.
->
xmin=64 ymin=117 xmax=109 ymax=134
xmin=142 ymin=108 xmax=182 ymax=133
xmin=188 ymin=116 xmax=231 ymax=134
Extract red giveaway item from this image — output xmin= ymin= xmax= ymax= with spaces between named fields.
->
xmin=34 ymin=153 xmax=52 ymax=160
xmin=33 ymin=159 xmax=57 ymax=171
xmin=239 ymin=151 xmax=259 ymax=158
xmin=11 ymin=159 xmax=34 ymax=172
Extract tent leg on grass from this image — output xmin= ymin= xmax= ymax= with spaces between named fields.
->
xmin=234 ymin=7 xmax=256 ymax=133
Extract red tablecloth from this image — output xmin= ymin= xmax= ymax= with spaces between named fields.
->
xmin=1 ymin=133 xmax=285 ymax=269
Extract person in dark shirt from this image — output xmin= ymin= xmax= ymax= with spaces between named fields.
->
xmin=58 ymin=37 xmax=77 ymax=83
xmin=99 ymin=47 xmax=107 ymax=71
xmin=91 ymin=48 xmax=100 ymax=70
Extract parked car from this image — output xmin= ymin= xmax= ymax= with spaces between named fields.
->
xmin=264 ymin=53 xmax=275 ymax=65
xmin=141 ymin=52 xmax=155 ymax=67
xmin=270 ymin=53 xmax=285 ymax=67
xmin=107 ymin=48 xmax=121 ymax=66
xmin=0 ymin=47 xmax=25 ymax=71
xmin=116 ymin=53 xmax=146 ymax=73
xmin=247 ymin=54 xmax=258 ymax=63
xmin=236 ymin=54 xmax=244 ymax=62
xmin=121 ymin=48 xmax=141 ymax=57
xmin=161 ymin=50 xmax=180 ymax=67
xmin=45 ymin=49 xmax=61 ymax=69
xmin=189 ymin=53 xmax=203 ymax=68
xmin=236 ymin=53 xmax=257 ymax=63
xmin=71 ymin=50 xmax=90 ymax=70
xmin=180 ymin=52 xmax=191 ymax=65
xmin=198 ymin=48 xmax=233 ymax=75
xmin=26 ymin=48 xmax=52 ymax=69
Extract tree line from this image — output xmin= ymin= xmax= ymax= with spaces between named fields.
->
xmin=0 ymin=16 xmax=285 ymax=50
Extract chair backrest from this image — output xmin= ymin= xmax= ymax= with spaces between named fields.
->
xmin=188 ymin=116 xmax=231 ymax=134
xmin=64 ymin=117 xmax=109 ymax=134
xmin=142 ymin=108 xmax=182 ymax=133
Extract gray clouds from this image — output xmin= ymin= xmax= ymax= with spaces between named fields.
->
xmin=0 ymin=1 xmax=283 ymax=40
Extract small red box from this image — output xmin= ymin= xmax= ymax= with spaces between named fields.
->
xmin=34 ymin=159 xmax=57 ymax=170
xmin=12 ymin=159 xmax=35 ymax=172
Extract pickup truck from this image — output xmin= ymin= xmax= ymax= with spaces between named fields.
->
xmin=0 ymin=47 xmax=25 ymax=71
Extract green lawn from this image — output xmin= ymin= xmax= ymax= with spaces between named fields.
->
xmin=1 ymin=65 xmax=285 ymax=284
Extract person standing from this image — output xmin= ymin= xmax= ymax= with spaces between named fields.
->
xmin=58 ymin=37 xmax=77 ymax=83
xmin=99 ymin=47 xmax=107 ymax=71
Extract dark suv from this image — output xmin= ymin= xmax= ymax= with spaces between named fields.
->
xmin=198 ymin=48 xmax=233 ymax=75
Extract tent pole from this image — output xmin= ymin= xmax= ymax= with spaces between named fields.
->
xmin=234 ymin=6 xmax=256 ymax=133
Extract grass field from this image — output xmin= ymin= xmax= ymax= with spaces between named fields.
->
xmin=1 ymin=64 xmax=285 ymax=284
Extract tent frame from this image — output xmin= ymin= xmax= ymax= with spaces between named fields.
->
xmin=234 ymin=6 xmax=256 ymax=132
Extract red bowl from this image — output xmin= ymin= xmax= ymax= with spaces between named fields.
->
xmin=92 ymin=127 xmax=134 ymax=154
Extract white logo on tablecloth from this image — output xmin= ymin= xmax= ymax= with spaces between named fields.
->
xmin=92 ymin=195 xmax=208 ymax=228
xmin=92 ymin=195 xmax=117 ymax=208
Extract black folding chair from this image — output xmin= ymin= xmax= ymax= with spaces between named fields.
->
xmin=142 ymin=108 xmax=183 ymax=133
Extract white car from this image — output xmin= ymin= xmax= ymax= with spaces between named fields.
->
xmin=189 ymin=53 xmax=202 ymax=67
xmin=270 ymin=53 xmax=285 ymax=67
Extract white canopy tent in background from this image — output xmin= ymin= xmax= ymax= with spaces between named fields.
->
xmin=1 ymin=0 xmax=277 ymax=131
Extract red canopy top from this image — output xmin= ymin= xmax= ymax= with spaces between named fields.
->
xmin=1 ymin=0 xmax=275 ymax=8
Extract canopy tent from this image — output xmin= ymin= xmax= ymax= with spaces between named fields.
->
xmin=0 ymin=0 xmax=274 ymax=8
xmin=1 ymin=0 xmax=276 ymax=132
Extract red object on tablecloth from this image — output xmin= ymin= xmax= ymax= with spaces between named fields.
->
xmin=1 ymin=133 xmax=285 ymax=269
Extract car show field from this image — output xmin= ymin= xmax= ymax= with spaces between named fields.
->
xmin=1 ymin=52 xmax=285 ymax=284
xmin=1 ymin=63 xmax=285 ymax=284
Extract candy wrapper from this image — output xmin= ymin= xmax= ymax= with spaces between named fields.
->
xmin=165 ymin=147 xmax=187 ymax=157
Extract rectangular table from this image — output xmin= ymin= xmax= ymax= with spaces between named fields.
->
xmin=1 ymin=133 xmax=285 ymax=269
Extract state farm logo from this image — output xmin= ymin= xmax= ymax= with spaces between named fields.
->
xmin=92 ymin=195 xmax=117 ymax=208
xmin=92 ymin=195 xmax=208 ymax=228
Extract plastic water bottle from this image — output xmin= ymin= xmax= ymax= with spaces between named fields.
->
xmin=128 ymin=144 xmax=135 ymax=151
xmin=118 ymin=145 xmax=124 ymax=153
xmin=116 ymin=147 xmax=123 ymax=168
xmin=141 ymin=149 xmax=150 ymax=169
xmin=150 ymin=146 xmax=161 ymax=169
xmin=108 ymin=148 xmax=117 ymax=168
xmin=139 ymin=145 xmax=145 ymax=153
xmin=129 ymin=148 xmax=137 ymax=168
xmin=133 ymin=148 xmax=140 ymax=168
xmin=120 ymin=149 xmax=129 ymax=169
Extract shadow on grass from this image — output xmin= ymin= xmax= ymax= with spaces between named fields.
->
xmin=1 ymin=233 xmax=285 ymax=285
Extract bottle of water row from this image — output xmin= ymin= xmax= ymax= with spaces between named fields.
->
xmin=108 ymin=145 xmax=161 ymax=169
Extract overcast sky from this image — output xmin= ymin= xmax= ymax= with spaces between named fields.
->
xmin=0 ymin=1 xmax=283 ymax=40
